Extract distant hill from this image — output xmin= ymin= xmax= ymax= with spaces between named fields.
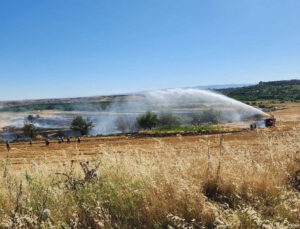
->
xmin=0 ymin=79 xmax=299 ymax=112
xmin=193 ymin=83 xmax=251 ymax=90
xmin=0 ymin=84 xmax=250 ymax=110
xmin=217 ymin=79 xmax=300 ymax=101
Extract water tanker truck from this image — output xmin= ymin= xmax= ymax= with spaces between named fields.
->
xmin=264 ymin=116 xmax=276 ymax=127
xmin=250 ymin=115 xmax=276 ymax=130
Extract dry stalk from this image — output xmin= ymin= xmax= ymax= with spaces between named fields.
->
xmin=56 ymin=160 xmax=100 ymax=190
xmin=38 ymin=187 xmax=51 ymax=224
xmin=205 ymin=138 xmax=211 ymax=181
xmin=6 ymin=178 xmax=13 ymax=203
xmin=287 ymin=151 xmax=300 ymax=191
xmin=3 ymin=153 xmax=9 ymax=178
xmin=11 ymin=181 xmax=23 ymax=228
xmin=216 ymin=134 xmax=223 ymax=181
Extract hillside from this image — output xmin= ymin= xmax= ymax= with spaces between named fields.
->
xmin=217 ymin=79 xmax=300 ymax=101
xmin=1 ymin=80 xmax=299 ymax=112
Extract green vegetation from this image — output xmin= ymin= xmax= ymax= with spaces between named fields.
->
xmin=256 ymin=102 xmax=277 ymax=112
xmin=136 ymin=110 xmax=159 ymax=130
xmin=154 ymin=125 xmax=220 ymax=132
xmin=218 ymin=79 xmax=300 ymax=102
xmin=22 ymin=115 xmax=39 ymax=138
xmin=158 ymin=110 xmax=181 ymax=126
xmin=136 ymin=110 xmax=221 ymax=132
xmin=22 ymin=124 xmax=37 ymax=139
xmin=71 ymin=116 xmax=94 ymax=135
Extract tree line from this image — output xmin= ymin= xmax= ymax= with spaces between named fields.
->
xmin=217 ymin=79 xmax=300 ymax=102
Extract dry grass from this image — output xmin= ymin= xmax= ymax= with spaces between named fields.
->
xmin=0 ymin=106 xmax=299 ymax=228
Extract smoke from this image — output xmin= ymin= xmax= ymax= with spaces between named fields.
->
xmin=0 ymin=88 xmax=268 ymax=137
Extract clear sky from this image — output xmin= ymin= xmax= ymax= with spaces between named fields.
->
xmin=0 ymin=0 xmax=300 ymax=100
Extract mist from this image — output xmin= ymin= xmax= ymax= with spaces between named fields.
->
xmin=0 ymin=89 xmax=268 ymax=139
xmin=91 ymin=88 xmax=268 ymax=134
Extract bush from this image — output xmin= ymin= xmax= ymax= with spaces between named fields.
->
xmin=158 ymin=111 xmax=181 ymax=126
xmin=71 ymin=116 xmax=94 ymax=135
xmin=191 ymin=109 xmax=219 ymax=125
xmin=23 ymin=124 xmax=37 ymax=139
xmin=136 ymin=111 xmax=159 ymax=130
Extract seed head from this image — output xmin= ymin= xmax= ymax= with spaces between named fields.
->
xmin=43 ymin=209 xmax=51 ymax=218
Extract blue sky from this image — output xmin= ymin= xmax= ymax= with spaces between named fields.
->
xmin=0 ymin=0 xmax=300 ymax=100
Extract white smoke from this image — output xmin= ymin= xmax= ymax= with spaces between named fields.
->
xmin=0 ymin=88 xmax=268 ymax=137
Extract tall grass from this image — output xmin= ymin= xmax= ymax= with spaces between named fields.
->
xmin=0 ymin=125 xmax=299 ymax=228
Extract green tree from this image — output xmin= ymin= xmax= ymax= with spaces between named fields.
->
xmin=27 ymin=115 xmax=35 ymax=123
xmin=71 ymin=116 xmax=94 ymax=135
xmin=23 ymin=124 xmax=37 ymax=139
xmin=26 ymin=114 xmax=40 ymax=123
xmin=137 ymin=111 xmax=159 ymax=130
xmin=158 ymin=111 xmax=181 ymax=127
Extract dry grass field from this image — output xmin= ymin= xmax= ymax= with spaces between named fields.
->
xmin=0 ymin=103 xmax=299 ymax=228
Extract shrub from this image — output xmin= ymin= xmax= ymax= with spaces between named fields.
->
xmin=137 ymin=111 xmax=159 ymax=130
xmin=23 ymin=124 xmax=37 ymax=139
xmin=158 ymin=111 xmax=181 ymax=126
xmin=71 ymin=116 xmax=94 ymax=135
